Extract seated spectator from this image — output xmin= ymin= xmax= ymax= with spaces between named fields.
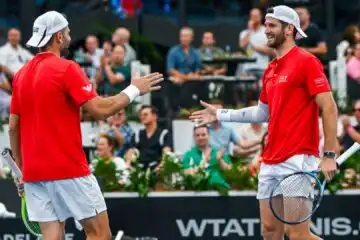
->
xmin=96 ymin=45 xmax=131 ymax=96
xmin=238 ymin=121 xmax=267 ymax=163
xmin=83 ymin=35 xmax=104 ymax=81
xmin=238 ymin=8 xmax=272 ymax=77
xmin=112 ymin=27 xmax=137 ymax=65
xmin=337 ymin=25 xmax=360 ymax=62
xmin=346 ymin=42 xmax=360 ymax=84
xmin=125 ymin=105 xmax=172 ymax=170
xmin=198 ymin=32 xmax=226 ymax=75
xmin=102 ymin=40 xmax=113 ymax=63
xmin=295 ymin=6 xmax=327 ymax=58
xmin=91 ymin=134 xmax=130 ymax=187
xmin=208 ymin=101 xmax=261 ymax=158
xmin=167 ymin=27 xmax=202 ymax=84
xmin=341 ymin=100 xmax=360 ymax=148
xmin=0 ymin=73 xmax=11 ymax=119
xmin=0 ymin=28 xmax=33 ymax=81
xmin=182 ymin=125 xmax=232 ymax=189
xmin=107 ymin=109 xmax=134 ymax=158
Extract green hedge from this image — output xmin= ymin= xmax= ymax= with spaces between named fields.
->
xmin=92 ymin=152 xmax=360 ymax=197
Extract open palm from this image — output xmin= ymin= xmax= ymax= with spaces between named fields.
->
xmin=189 ymin=100 xmax=218 ymax=126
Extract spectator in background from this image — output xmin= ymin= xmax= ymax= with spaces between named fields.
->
xmin=346 ymin=42 xmax=360 ymax=84
xmin=102 ymin=40 xmax=113 ymax=63
xmin=96 ymin=45 xmax=131 ymax=96
xmin=341 ymin=100 xmax=360 ymax=149
xmin=208 ymin=100 xmax=261 ymax=158
xmin=338 ymin=25 xmax=360 ymax=62
xmin=198 ymin=32 xmax=226 ymax=76
xmin=125 ymin=105 xmax=172 ymax=170
xmin=0 ymin=73 xmax=11 ymax=118
xmin=167 ymin=27 xmax=202 ymax=84
xmin=295 ymin=6 xmax=327 ymax=58
xmin=107 ymin=109 xmax=134 ymax=158
xmin=0 ymin=28 xmax=33 ymax=80
xmin=239 ymin=8 xmax=272 ymax=76
xmin=84 ymin=35 xmax=103 ymax=80
xmin=182 ymin=125 xmax=232 ymax=189
xmin=91 ymin=134 xmax=130 ymax=187
xmin=112 ymin=27 xmax=137 ymax=65
xmin=238 ymin=121 xmax=267 ymax=163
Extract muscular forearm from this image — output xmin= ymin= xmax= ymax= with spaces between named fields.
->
xmin=346 ymin=126 xmax=360 ymax=144
xmin=9 ymin=116 xmax=22 ymax=169
xmin=84 ymin=85 xmax=139 ymax=120
xmin=169 ymin=69 xmax=188 ymax=81
xmin=322 ymin=105 xmax=338 ymax=152
xmin=216 ymin=101 xmax=269 ymax=123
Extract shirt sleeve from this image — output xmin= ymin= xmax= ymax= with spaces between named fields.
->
xmin=230 ymin=127 xmax=241 ymax=144
xmin=194 ymin=50 xmax=202 ymax=72
xmin=64 ymin=62 xmax=98 ymax=106
xmin=304 ymin=56 xmax=331 ymax=96
xmin=9 ymin=72 xmax=20 ymax=115
xmin=166 ymin=49 xmax=176 ymax=73
xmin=182 ymin=151 xmax=191 ymax=169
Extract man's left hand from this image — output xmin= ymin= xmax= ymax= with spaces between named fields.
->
xmin=318 ymin=157 xmax=337 ymax=181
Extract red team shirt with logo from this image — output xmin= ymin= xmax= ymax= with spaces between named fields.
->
xmin=10 ymin=52 xmax=97 ymax=182
xmin=259 ymin=47 xmax=331 ymax=164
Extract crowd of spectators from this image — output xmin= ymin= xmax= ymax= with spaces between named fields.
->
xmin=0 ymin=5 xmax=359 ymax=191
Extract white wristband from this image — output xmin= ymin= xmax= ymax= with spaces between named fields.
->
xmin=216 ymin=109 xmax=232 ymax=122
xmin=121 ymin=85 xmax=140 ymax=103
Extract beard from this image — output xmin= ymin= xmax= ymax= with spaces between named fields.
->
xmin=60 ymin=47 xmax=69 ymax=58
xmin=266 ymin=32 xmax=286 ymax=49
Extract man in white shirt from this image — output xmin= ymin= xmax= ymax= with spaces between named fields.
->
xmin=239 ymin=8 xmax=273 ymax=75
xmin=0 ymin=28 xmax=33 ymax=77
xmin=84 ymin=35 xmax=104 ymax=80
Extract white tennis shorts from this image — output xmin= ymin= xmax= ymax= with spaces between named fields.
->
xmin=24 ymin=174 xmax=107 ymax=222
xmin=257 ymin=154 xmax=319 ymax=200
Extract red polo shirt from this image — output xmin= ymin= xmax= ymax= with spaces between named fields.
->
xmin=10 ymin=52 xmax=97 ymax=182
xmin=259 ymin=46 xmax=331 ymax=164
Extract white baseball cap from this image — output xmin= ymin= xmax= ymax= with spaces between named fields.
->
xmin=26 ymin=11 xmax=69 ymax=48
xmin=265 ymin=5 xmax=307 ymax=40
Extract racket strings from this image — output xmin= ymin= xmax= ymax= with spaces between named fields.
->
xmin=271 ymin=173 xmax=320 ymax=224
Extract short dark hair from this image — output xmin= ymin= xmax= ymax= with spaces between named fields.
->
xmin=193 ymin=125 xmax=209 ymax=134
xmin=139 ymin=105 xmax=158 ymax=116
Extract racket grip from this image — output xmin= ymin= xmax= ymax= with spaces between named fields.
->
xmin=2 ymin=148 xmax=23 ymax=179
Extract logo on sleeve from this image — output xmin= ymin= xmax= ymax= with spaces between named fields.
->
xmin=82 ymin=84 xmax=92 ymax=92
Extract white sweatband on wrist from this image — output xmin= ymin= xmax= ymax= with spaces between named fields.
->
xmin=121 ymin=85 xmax=140 ymax=103
xmin=216 ymin=109 xmax=233 ymax=121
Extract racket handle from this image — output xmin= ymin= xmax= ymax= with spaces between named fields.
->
xmin=336 ymin=142 xmax=360 ymax=166
xmin=1 ymin=148 xmax=23 ymax=179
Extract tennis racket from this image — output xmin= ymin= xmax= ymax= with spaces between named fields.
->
xmin=269 ymin=142 xmax=360 ymax=225
xmin=1 ymin=148 xmax=42 ymax=237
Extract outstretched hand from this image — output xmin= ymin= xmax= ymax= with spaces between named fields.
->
xmin=189 ymin=100 xmax=218 ymax=126
xmin=131 ymin=72 xmax=164 ymax=95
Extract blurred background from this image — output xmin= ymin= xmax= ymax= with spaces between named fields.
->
xmin=0 ymin=0 xmax=360 ymax=239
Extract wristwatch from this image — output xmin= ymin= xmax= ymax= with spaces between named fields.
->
xmin=324 ymin=151 xmax=336 ymax=159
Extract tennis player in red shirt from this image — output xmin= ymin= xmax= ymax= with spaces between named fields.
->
xmin=9 ymin=11 xmax=162 ymax=240
xmin=190 ymin=5 xmax=337 ymax=240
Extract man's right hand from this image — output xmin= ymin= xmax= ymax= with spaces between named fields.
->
xmin=131 ymin=72 xmax=164 ymax=95
xmin=14 ymin=178 xmax=24 ymax=197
